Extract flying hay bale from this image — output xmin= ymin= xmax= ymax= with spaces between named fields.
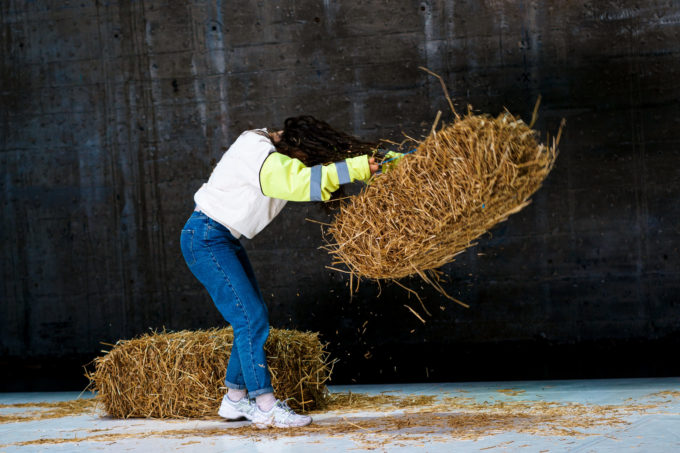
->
xmin=87 ymin=327 xmax=333 ymax=418
xmin=326 ymin=104 xmax=563 ymax=299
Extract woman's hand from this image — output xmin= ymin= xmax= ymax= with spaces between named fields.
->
xmin=368 ymin=157 xmax=379 ymax=175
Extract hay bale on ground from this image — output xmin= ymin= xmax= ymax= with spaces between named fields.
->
xmin=87 ymin=327 xmax=333 ymax=418
xmin=326 ymin=106 xmax=562 ymax=295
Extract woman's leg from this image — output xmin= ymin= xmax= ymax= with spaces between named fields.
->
xmin=226 ymin=248 xmax=267 ymax=392
xmin=181 ymin=213 xmax=273 ymax=397
xmin=183 ymin=214 xmax=247 ymax=391
xmin=182 ymin=212 xmax=312 ymax=427
xmin=225 ymin=341 xmax=246 ymax=391
xmin=232 ymin=247 xmax=278 ymax=409
xmin=235 ymin=244 xmax=267 ymax=312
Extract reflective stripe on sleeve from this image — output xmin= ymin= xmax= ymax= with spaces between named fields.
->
xmin=335 ymin=160 xmax=351 ymax=184
xmin=310 ymin=165 xmax=323 ymax=201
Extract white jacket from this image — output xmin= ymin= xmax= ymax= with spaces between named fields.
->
xmin=194 ymin=129 xmax=287 ymax=239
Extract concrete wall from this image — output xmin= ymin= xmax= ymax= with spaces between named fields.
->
xmin=2 ymin=0 xmax=679 ymax=389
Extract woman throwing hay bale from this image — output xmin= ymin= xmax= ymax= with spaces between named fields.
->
xmin=180 ymin=116 xmax=381 ymax=428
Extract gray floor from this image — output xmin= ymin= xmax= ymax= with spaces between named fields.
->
xmin=1 ymin=378 xmax=679 ymax=452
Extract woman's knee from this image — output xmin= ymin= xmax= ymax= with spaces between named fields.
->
xmin=233 ymin=302 xmax=268 ymax=335
xmin=233 ymin=321 xmax=268 ymax=348
xmin=250 ymin=306 xmax=270 ymax=336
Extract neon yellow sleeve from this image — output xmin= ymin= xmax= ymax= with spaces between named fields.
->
xmin=259 ymin=153 xmax=371 ymax=201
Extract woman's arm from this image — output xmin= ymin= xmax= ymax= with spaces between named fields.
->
xmin=259 ymin=152 xmax=376 ymax=201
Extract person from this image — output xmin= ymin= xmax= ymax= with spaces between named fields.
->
xmin=179 ymin=116 xmax=382 ymax=428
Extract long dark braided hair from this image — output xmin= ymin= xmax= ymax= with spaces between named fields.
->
xmin=275 ymin=116 xmax=378 ymax=166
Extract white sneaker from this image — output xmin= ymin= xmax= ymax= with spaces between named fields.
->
xmin=217 ymin=394 xmax=255 ymax=420
xmin=251 ymin=400 xmax=312 ymax=428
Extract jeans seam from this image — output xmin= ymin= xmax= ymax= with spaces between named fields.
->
xmin=205 ymin=227 xmax=261 ymax=390
xmin=182 ymin=229 xmax=196 ymax=265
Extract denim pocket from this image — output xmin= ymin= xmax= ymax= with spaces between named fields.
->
xmin=180 ymin=229 xmax=196 ymax=266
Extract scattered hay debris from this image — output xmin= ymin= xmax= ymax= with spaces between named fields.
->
xmin=496 ymin=389 xmax=526 ymax=396
xmin=0 ymin=399 xmax=97 ymax=424
xmin=0 ymin=392 xmax=680 ymax=447
xmin=2 ymin=390 xmax=678 ymax=449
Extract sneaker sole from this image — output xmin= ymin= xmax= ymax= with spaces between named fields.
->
xmin=218 ymin=406 xmax=253 ymax=421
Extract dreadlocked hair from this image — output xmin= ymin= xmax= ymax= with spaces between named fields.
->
xmin=275 ymin=115 xmax=378 ymax=166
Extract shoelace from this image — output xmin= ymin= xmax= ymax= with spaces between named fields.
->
xmin=274 ymin=401 xmax=305 ymax=422
xmin=275 ymin=401 xmax=295 ymax=414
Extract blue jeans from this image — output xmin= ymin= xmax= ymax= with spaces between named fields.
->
xmin=180 ymin=210 xmax=273 ymax=397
